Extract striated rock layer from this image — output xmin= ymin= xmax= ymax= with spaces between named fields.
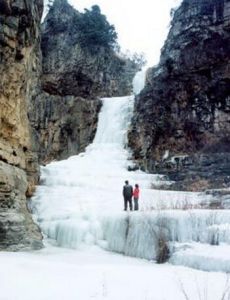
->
xmin=129 ymin=0 xmax=230 ymax=191
xmin=30 ymin=94 xmax=101 ymax=163
xmin=0 ymin=0 xmax=43 ymax=249
xmin=30 ymin=0 xmax=139 ymax=164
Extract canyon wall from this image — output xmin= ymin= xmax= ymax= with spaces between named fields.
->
xmin=129 ymin=0 xmax=230 ymax=190
xmin=0 ymin=0 xmax=43 ymax=250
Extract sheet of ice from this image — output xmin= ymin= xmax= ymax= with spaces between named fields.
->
xmin=132 ymin=68 xmax=147 ymax=94
xmin=32 ymin=96 xmax=160 ymax=249
xmin=101 ymin=210 xmax=230 ymax=261
xmin=0 ymin=247 xmax=229 ymax=300
xmin=171 ymin=243 xmax=230 ymax=272
xmin=31 ymin=94 xmax=230 ymax=272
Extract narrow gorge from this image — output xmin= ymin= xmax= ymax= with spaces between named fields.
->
xmin=0 ymin=1 xmax=230 ymax=298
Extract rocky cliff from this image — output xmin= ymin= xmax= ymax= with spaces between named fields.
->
xmin=30 ymin=94 xmax=101 ymax=163
xmin=30 ymin=0 xmax=139 ymax=163
xmin=129 ymin=0 xmax=230 ymax=191
xmin=0 ymin=0 xmax=43 ymax=249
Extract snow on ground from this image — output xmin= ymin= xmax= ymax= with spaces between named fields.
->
xmin=0 ymin=246 xmax=229 ymax=300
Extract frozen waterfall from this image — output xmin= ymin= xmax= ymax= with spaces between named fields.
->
xmin=32 ymin=95 xmax=157 ymax=249
xmin=132 ymin=67 xmax=147 ymax=94
xmin=32 ymin=88 xmax=230 ymax=273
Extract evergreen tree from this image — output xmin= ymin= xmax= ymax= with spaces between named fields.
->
xmin=76 ymin=5 xmax=118 ymax=51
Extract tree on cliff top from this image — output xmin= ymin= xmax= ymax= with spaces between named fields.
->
xmin=75 ymin=5 xmax=118 ymax=51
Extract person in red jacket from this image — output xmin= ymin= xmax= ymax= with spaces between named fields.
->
xmin=133 ymin=184 xmax=140 ymax=211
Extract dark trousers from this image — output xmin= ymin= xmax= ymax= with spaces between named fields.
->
xmin=215 ymin=1 xmax=224 ymax=23
xmin=124 ymin=197 xmax=132 ymax=211
xmin=134 ymin=197 xmax=139 ymax=211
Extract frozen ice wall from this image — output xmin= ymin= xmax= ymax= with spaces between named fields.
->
xmin=102 ymin=210 xmax=230 ymax=258
xmin=32 ymin=94 xmax=230 ymax=272
xmin=32 ymin=96 xmax=157 ymax=249
xmin=132 ymin=68 xmax=147 ymax=95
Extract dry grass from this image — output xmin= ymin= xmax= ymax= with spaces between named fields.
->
xmin=142 ymin=194 xmax=224 ymax=212
xmin=188 ymin=179 xmax=210 ymax=192
xmin=178 ymin=275 xmax=230 ymax=300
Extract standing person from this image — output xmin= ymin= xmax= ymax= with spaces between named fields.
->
xmin=133 ymin=184 xmax=140 ymax=211
xmin=123 ymin=180 xmax=133 ymax=211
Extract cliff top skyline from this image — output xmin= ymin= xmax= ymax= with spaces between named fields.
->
xmin=44 ymin=0 xmax=181 ymax=65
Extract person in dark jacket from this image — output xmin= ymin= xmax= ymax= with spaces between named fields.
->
xmin=133 ymin=184 xmax=140 ymax=211
xmin=123 ymin=180 xmax=133 ymax=211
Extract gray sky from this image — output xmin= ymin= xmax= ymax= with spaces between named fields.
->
xmin=44 ymin=0 xmax=182 ymax=66
xmin=68 ymin=0 xmax=181 ymax=66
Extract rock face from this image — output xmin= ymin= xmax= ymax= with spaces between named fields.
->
xmin=129 ymin=0 xmax=230 ymax=191
xmin=41 ymin=0 xmax=138 ymax=98
xmin=30 ymin=94 xmax=101 ymax=163
xmin=29 ymin=0 xmax=139 ymax=164
xmin=0 ymin=0 xmax=43 ymax=249
xmin=0 ymin=162 xmax=42 ymax=250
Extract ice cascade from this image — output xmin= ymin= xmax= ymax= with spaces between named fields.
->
xmin=32 ymin=95 xmax=158 ymax=250
xmin=32 ymin=91 xmax=230 ymax=272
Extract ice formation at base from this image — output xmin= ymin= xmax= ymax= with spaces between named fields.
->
xmin=32 ymin=89 xmax=230 ymax=273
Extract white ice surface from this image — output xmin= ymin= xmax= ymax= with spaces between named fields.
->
xmin=171 ymin=242 xmax=230 ymax=273
xmin=31 ymin=96 xmax=159 ymax=248
xmin=1 ymin=94 xmax=230 ymax=299
xmin=132 ymin=68 xmax=147 ymax=94
xmin=31 ymin=96 xmax=230 ymax=272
